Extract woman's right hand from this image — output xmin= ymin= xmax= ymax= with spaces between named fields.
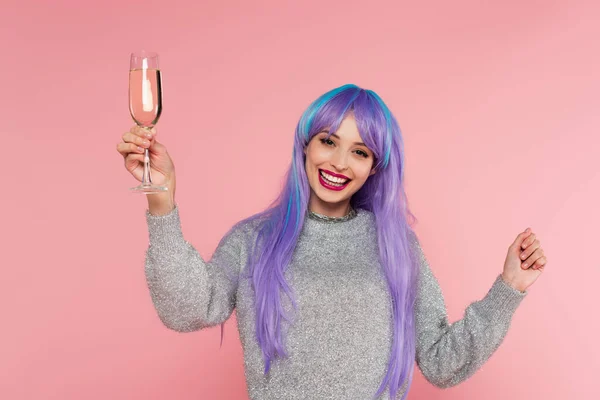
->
xmin=117 ymin=125 xmax=177 ymax=215
xmin=116 ymin=125 xmax=176 ymax=190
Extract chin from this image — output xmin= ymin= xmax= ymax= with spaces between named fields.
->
xmin=313 ymin=184 xmax=353 ymax=202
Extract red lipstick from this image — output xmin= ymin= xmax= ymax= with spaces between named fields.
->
xmin=318 ymin=169 xmax=351 ymax=191
xmin=320 ymin=169 xmax=350 ymax=180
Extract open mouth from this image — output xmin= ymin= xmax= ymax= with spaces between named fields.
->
xmin=318 ymin=169 xmax=351 ymax=191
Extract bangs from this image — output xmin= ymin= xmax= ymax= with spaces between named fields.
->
xmin=304 ymin=85 xmax=391 ymax=169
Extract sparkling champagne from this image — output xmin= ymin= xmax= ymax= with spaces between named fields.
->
xmin=129 ymin=67 xmax=162 ymax=128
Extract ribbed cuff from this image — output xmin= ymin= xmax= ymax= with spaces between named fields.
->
xmin=145 ymin=203 xmax=185 ymax=248
xmin=477 ymin=274 xmax=528 ymax=324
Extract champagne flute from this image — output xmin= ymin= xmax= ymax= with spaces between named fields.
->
xmin=128 ymin=50 xmax=168 ymax=193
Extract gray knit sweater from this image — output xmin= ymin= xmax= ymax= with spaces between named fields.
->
xmin=144 ymin=204 xmax=527 ymax=399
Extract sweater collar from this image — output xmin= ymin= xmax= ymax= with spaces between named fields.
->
xmin=301 ymin=207 xmax=374 ymax=237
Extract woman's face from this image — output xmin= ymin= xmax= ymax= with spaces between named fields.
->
xmin=304 ymin=113 xmax=376 ymax=214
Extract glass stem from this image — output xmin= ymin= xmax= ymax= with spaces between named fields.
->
xmin=142 ymin=148 xmax=152 ymax=186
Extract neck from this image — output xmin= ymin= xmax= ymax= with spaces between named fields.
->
xmin=308 ymin=194 xmax=352 ymax=217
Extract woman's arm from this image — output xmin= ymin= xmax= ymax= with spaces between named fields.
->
xmin=412 ymin=234 xmax=527 ymax=388
xmin=144 ymin=204 xmax=247 ymax=332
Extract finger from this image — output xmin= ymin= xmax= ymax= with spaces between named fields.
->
xmin=522 ymin=247 xmax=544 ymax=269
xmin=521 ymin=232 xmax=536 ymax=249
xmin=143 ymin=128 xmax=155 ymax=139
xmin=533 ymin=256 xmax=547 ymax=270
xmin=141 ymin=126 xmax=157 ymax=137
xmin=122 ymin=132 xmax=151 ymax=148
xmin=130 ymin=125 xmax=155 ymax=135
xmin=137 ymin=125 xmax=156 ymax=135
xmin=512 ymin=227 xmax=532 ymax=248
xmin=528 ymin=255 xmax=546 ymax=270
xmin=520 ymin=239 xmax=540 ymax=260
xmin=124 ymin=127 xmax=153 ymax=141
xmin=124 ymin=153 xmax=145 ymax=170
xmin=117 ymin=142 xmax=145 ymax=157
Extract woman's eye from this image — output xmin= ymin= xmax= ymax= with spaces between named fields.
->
xmin=319 ymin=138 xmax=369 ymax=158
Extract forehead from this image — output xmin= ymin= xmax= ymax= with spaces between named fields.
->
xmin=321 ymin=115 xmax=362 ymax=140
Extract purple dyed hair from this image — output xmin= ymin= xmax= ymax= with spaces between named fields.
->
xmin=221 ymin=84 xmax=419 ymax=399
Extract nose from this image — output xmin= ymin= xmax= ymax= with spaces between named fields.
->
xmin=331 ymin=149 xmax=348 ymax=171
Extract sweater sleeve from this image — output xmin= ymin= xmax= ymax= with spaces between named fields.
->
xmin=412 ymin=234 xmax=527 ymax=389
xmin=144 ymin=203 xmax=246 ymax=332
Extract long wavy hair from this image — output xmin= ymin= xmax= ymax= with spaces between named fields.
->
xmin=220 ymin=84 xmax=419 ymax=399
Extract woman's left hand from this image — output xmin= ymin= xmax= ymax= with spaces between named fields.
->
xmin=502 ymin=228 xmax=547 ymax=293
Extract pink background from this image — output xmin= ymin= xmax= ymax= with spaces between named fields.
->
xmin=2 ymin=0 xmax=598 ymax=398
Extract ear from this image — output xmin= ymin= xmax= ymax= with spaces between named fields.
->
xmin=369 ymin=168 xmax=377 ymax=176
xmin=303 ymin=147 xmax=307 ymax=155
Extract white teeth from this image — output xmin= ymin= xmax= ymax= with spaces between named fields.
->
xmin=319 ymin=170 xmax=349 ymax=184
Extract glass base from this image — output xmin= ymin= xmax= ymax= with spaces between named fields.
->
xmin=129 ymin=183 xmax=169 ymax=194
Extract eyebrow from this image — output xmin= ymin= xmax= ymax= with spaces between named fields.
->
xmin=320 ymin=130 xmax=367 ymax=147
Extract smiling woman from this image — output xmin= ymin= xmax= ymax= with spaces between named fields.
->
xmin=137 ymin=84 xmax=532 ymax=400
xmin=304 ymin=117 xmax=377 ymax=214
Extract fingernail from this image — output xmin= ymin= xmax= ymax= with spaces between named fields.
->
xmin=145 ymin=132 xmax=153 ymax=138
xmin=523 ymin=263 xmax=528 ymax=268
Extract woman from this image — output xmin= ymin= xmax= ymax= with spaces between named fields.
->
xmin=117 ymin=84 xmax=547 ymax=399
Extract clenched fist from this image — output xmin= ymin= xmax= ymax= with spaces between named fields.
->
xmin=502 ymin=228 xmax=547 ymax=292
